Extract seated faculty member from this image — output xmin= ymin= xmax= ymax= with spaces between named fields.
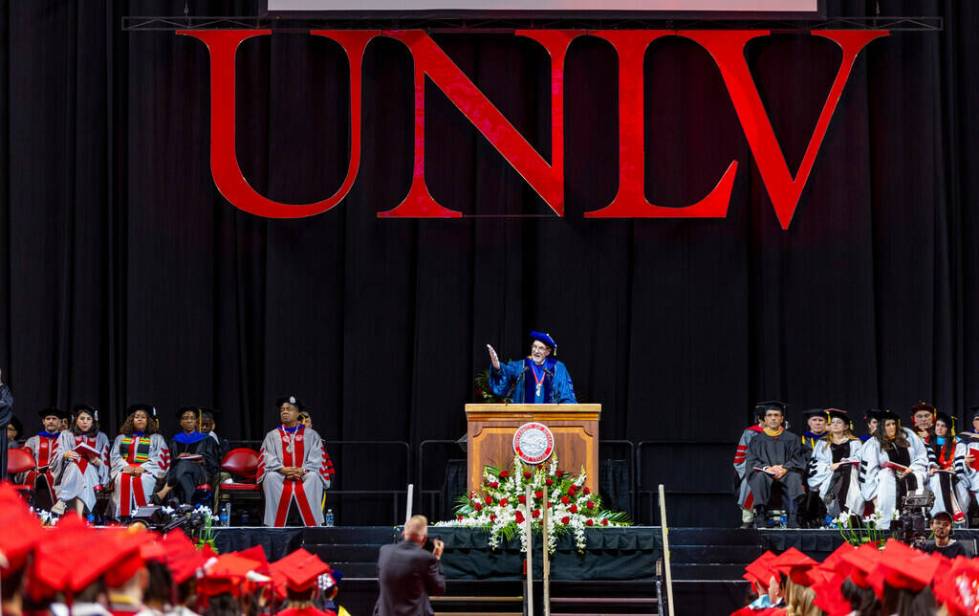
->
xmin=110 ymin=404 xmax=169 ymax=518
xmin=486 ymin=331 xmax=576 ymax=403
xmin=374 ymin=515 xmax=445 ymax=616
xmin=155 ymin=406 xmax=221 ymax=506
xmin=24 ymin=407 xmax=68 ymax=509
xmin=744 ymin=403 xmax=806 ymax=528
xmin=259 ymin=395 xmax=331 ymax=527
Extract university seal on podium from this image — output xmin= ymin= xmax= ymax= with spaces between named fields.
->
xmin=512 ymin=422 xmax=555 ymax=465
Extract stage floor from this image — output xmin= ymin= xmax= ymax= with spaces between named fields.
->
xmin=209 ymin=525 xmax=971 ymax=614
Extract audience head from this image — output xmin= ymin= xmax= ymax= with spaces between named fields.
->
xmin=403 ymin=514 xmax=429 ymax=545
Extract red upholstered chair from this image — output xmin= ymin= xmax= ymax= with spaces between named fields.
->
xmin=216 ymin=448 xmax=262 ymax=524
xmin=7 ymin=447 xmax=36 ymax=503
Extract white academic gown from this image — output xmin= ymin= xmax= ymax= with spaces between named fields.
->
xmin=258 ymin=424 xmax=328 ymax=527
xmin=807 ymin=438 xmax=864 ymax=517
xmin=110 ymin=432 xmax=168 ymax=518
xmin=859 ymin=428 xmax=929 ymax=529
xmin=52 ymin=430 xmax=110 ymax=511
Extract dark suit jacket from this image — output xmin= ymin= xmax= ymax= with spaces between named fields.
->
xmin=373 ymin=540 xmax=446 ymax=616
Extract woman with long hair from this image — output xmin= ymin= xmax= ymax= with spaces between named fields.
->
xmin=928 ymin=412 xmax=967 ymax=522
xmin=110 ymin=404 xmax=169 ymax=519
xmin=807 ymin=409 xmax=864 ymax=520
xmin=50 ymin=404 xmax=110 ymax=516
xmin=859 ymin=409 xmax=929 ymax=529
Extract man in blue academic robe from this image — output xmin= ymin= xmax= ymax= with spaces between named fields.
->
xmin=486 ymin=331 xmax=576 ymax=403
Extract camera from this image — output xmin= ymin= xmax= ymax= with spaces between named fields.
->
xmin=893 ymin=493 xmax=934 ymax=548
xmin=423 ymin=536 xmax=443 ymax=552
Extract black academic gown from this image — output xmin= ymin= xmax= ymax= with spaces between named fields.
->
xmin=744 ymin=429 xmax=807 ymax=511
xmin=0 ymin=384 xmax=13 ymax=480
xmin=165 ymin=432 xmax=220 ymax=504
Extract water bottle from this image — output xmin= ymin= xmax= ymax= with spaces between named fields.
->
xmin=219 ymin=502 xmax=231 ymax=527
xmin=324 ymin=508 xmax=334 ymax=527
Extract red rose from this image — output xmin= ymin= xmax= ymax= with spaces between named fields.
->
xmin=545 ymin=478 xmax=553 ymax=486
xmin=561 ymin=516 xmax=570 ymax=524
xmin=515 ymin=510 xmax=525 ymax=523
xmin=524 ymin=470 xmax=532 ymax=479
xmin=534 ymin=490 xmax=543 ymax=499
xmin=457 ymin=514 xmax=463 ymax=521
xmin=485 ymin=495 xmax=494 ymax=505
xmin=555 ymin=470 xmax=563 ymax=478
xmin=586 ymin=501 xmax=595 ymax=510
xmin=586 ymin=519 xmax=594 ymax=526
xmin=500 ymin=498 xmax=509 ymax=507
xmin=569 ymin=504 xmax=578 ymax=513
xmin=602 ymin=519 xmax=609 ymax=526
xmin=490 ymin=481 xmax=499 ymax=488
xmin=490 ymin=514 xmax=497 ymax=522
xmin=583 ymin=486 xmax=591 ymax=496
xmin=499 ymin=470 xmax=509 ymax=478
xmin=568 ymin=485 xmax=577 ymax=496
xmin=532 ymin=509 xmax=541 ymax=519
xmin=518 ymin=495 xmax=527 ymax=504
xmin=560 ymin=496 xmax=570 ymax=505
xmin=475 ymin=503 xmax=483 ymax=511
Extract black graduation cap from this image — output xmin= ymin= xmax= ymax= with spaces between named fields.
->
xmin=70 ymin=403 xmax=99 ymax=423
xmin=968 ymin=406 xmax=979 ymax=421
xmin=864 ymin=408 xmax=884 ymax=422
xmin=199 ymin=407 xmax=221 ymax=421
xmin=176 ymin=405 xmax=200 ymax=418
xmin=37 ymin=407 xmax=68 ymax=420
xmin=754 ymin=400 xmax=787 ymax=418
xmin=801 ymin=408 xmax=827 ymax=420
xmin=910 ymin=401 xmax=936 ymax=417
xmin=127 ymin=403 xmax=157 ymax=418
xmin=825 ymin=408 xmax=850 ymax=422
xmin=875 ymin=409 xmax=902 ymax=423
xmin=275 ymin=395 xmax=306 ymax=411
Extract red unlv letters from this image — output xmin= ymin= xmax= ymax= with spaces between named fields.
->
xmin=178 ymin=29 xmax=887 ymax=229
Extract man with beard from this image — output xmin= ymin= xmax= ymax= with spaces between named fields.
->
xmin=24 ymin=407 xmax=68 ymax=509
xmin=911 ymin=401 xmax=936 ymax=444
xmin=745 ymin=404 xmax=806 ymax=528
xmin=920 ymin=511 xmax=973 ymax=557
xmin=486 ymin=331 xmax=576 ymax=403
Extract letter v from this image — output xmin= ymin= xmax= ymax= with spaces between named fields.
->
xmin=685 ymin=30 xmax=888 ymax=230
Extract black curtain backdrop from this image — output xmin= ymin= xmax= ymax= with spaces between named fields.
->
xmin=2 ymin=0 xmax=979 ymax=525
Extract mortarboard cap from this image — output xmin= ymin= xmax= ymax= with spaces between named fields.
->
xmin=37 ymin=407 xmax=68 ymax=420
xmin=824 ymin=408 xmax=850 ymax=422
xmin=235 ymin=545 xmax=270 ymax=575
xmin=127 ymin=403 xmax=157 ymax=418
xmin=968 ymin=405 xmax=979 ymax=421
xmin=529 ymin=331 xmax=557 ymax=352
xmin=176 ymin=405 xmax=201 ymax=419
xmin=875 ymin=539 xmax=940 ymax=593
xmin=839 ymin=542 xmax=882 ymax=589
xmin=269 ymin=548 xmax=332 ymax=597
xmin=801 ymin=408 xmax=826 ymax=419
xmin=70 ymin=403 xmax=99 ymax=423
xmin=275 ymin=395 xmax=305 ymax=411
xmin=0 ymin=507 xmax=44 ymax=574
xmin=875 ymin=409 xmax=901 ymax=422
xmin=936 ymin=412 xmax=956 ymax=430
xmin=911 ymin=401 xmax=937 ymax=417
xmin=754 ymin=401 xmax=787 ymax=417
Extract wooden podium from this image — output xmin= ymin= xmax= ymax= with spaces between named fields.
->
xmin=465 ymin=403 xmax=602 ymax=493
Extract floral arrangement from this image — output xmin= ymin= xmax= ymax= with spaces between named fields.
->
xmin=437 ymin=455 xmax=630 ymax=554
xmin=831 ymin=510 xmax=894 ymax=548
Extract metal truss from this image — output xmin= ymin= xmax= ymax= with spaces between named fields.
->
xmin=122 ymin=15 xmax=942 ymax=32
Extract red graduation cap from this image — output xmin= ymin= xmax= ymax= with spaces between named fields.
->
xmin=0 ymin=509 xmax=45 ymax=574
xmin=197 ymin=552 xmax=264 ymax=600
xmin=811 ymin=573 xmax=853 ymax=616
xmin=839 ymin=542 xmax=883 ymax=589
xmin=933 ymin=557 xmax=979 ymax=616
xmin=743 ymin=550 xmax=777 ymax=589
xmin=235 ymin=545 xmax=270 ymax=575
xmin=269 ymin=548 xmax=332 ymax=599
xmin=769 ymin=547 xmax=817 ymax=574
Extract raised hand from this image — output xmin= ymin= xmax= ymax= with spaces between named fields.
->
xmin=486 ymin=344 xmax=501 ymax=370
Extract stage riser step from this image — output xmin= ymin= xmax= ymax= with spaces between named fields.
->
xmin=668 ymin=545 xmax=765 ymax=562
xmin=302 ymin=527 xmax=400 ymax=543
xmin=309 ymin=544 xmax=383 ymax=561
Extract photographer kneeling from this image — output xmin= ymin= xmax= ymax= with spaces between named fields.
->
xmin=920 ymin=511 xmax=974 ymax=558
